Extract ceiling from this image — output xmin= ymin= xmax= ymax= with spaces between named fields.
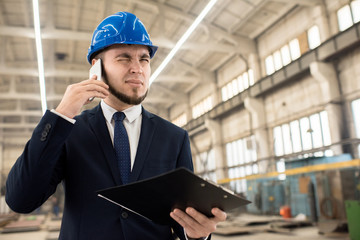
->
xmin=0 ymin=0 xmax=321 ymax=138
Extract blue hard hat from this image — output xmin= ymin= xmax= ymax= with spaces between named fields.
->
xmin=87 ymin=12 xmax=158 ymax=63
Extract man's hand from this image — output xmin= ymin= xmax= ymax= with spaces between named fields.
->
xmin=55 ymin=75 xmax=109 ymax=118
xmin=170 ymin=207 xmax=227 ymax=239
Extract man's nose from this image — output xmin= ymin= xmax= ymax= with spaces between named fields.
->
xmin=129 ymin=60 xmax=143 ymax=74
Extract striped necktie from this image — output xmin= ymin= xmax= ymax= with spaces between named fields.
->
xmin=113 ymin=112 xmax=131 ymax=184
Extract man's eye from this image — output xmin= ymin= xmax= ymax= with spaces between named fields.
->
xmin=141 ymin=58 xmax=150 ymax=62
xmin=117 ymin=58 xmax=130 ymax=62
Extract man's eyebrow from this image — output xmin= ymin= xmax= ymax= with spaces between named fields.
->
xmin=115 ymin=53 xmax=132 ymax=58
xmin=140 ymin=53 xmax=150 ymax=59
xmin=115 ymin=52 xmax=150 ymax=59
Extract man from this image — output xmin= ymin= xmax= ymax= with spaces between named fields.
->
xmin=6 ymin=11 xmax=226 ymax=239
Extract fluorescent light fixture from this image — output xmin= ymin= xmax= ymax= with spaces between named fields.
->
xmin=149 ymin=0 xmax=218 ymax=85
xmin=32 ymin=0 xmax=47 ymax=114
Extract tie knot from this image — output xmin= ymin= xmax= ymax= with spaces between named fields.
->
xmin=113 ymin=112 xmax=126 ymax=122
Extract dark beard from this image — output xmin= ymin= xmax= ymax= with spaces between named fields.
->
xmin=103 ymin=71 xmax=147 ymax=105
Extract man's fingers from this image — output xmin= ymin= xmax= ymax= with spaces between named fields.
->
xmin=56 ymin=79 xmax=109 ymax=118
xmin=211 ymin=208 xmax=227 ymax=222
xmin=186 ymin=207 xmax=213 ymax=227
xmin=170 ymin=209 xmax=191 ymax=227
xmin=170 ymin=209 xmax=207 ymax=238
xmin=83 ymin=78 xmax=109 ymax=89
xmin=90 ymin=74 xmax=99 ymax=80
xmin=170 ymin=207 xmax=228 ymax=239
xmin=80 ymin=79 xmax=109 ymax=101
xmin=84 ymin=83 xmax=109 ymax=96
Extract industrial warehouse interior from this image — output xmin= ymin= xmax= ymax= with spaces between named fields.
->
xmin=0 ymin=0 xmax=360 ymax=239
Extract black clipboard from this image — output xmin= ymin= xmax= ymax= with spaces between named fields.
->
xmin=97 ymin=167 xmax=251 ymax=225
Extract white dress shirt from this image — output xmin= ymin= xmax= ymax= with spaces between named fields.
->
xmin=100 ymin=100 xmax=142 ymax=170
xmin=51 ymin=101 xmax=142 ymax=171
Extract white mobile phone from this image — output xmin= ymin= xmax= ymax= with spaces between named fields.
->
xmin=88 ymin=59 xmax=102 ymax=101
xmin=89 ymin=59 xmax=102 ymax=81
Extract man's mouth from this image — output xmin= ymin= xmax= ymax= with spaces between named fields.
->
xmin=125 ymin=79 xmax=143 ymax=87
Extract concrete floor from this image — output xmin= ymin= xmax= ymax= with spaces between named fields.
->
xmin=0 ymin=213 xmax=350 ymax=240
xmin=212 ymin=227 xmax=349 ymax=240
xmin=0 ymin=227 xmax=349 ymax=240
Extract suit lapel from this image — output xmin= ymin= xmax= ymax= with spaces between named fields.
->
xmin=88 ymin=105 xmax=122 ymax=185
xmin=130 ymin=108 xmax=156 ymax=182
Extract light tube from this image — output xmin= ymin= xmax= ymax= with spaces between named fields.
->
xmin=149 ymin=0 xmax=218 ymax=85
xmin=32 ymin=0 xmax=47 ymax=114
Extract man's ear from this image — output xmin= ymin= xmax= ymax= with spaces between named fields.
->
xmin=91 ymin=58 xmax=98 ymax=66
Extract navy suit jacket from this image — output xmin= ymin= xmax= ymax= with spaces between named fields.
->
xmin=6 ymin=105 xmax=194 ymax=240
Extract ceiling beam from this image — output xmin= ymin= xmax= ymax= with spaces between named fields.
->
xmin=0 ymin=93 xmax=62 ymax=101
xmin=273 ymin=0 xmax=323 ymax=6
xmin=0 ymin=123 xmax=37 ymax=128
xmin=0 ymin=110 xmax=42 ymax=116
xmin=144 ymin=96 xmax=173 ymax=104
xmin=0 ymin=26 xmax=91 ymax=40
xmin=148 ymin=0 xmax=253 ymax=47
xmin=0 ymin=25 xmax=247 ymax=54
xmin=151 ymin=84 xmax=188 ymax=101
xmin=0 ymin=0 xmax=257 ymax=55
xmin=156 ymin=76 xmax=199 ymax=84
xmin=0 ymin=66 xmax=87 ymax=78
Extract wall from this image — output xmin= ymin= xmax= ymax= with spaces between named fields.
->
xmin=264 ymin=75 xmax=325 ymax=128
xmin=217 ymin=56 xmax=248 ymax=88
xmin=188 ymin=1 xmax=360 ymax=184
xmin=221 ymin=110 xmax=251 ymax=144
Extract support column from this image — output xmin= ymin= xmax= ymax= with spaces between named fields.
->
xmin=185 ymin=102 xmax=192 ymax=123
xmin=310 ymin=61 xmax=343 ymax=155
xmin=248 ymin=53 xmax=261 ymax=83
xmin=204 ymin=119 xmax=225 ymax=180
xmin=244 ymin=97 xmax=271 ymax=173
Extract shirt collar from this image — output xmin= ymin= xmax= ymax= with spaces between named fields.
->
xmin=101 ymin=100 xmax=142 ymax=124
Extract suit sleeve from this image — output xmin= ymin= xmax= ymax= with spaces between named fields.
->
xmin=5 ymin=110 xmax=73 ymax=213
xmin=175 ymin=130 xmax=194 ymax=171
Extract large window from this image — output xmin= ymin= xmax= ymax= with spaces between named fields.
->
xmin=265 ymin=56 xmax=275 ymax=75
xmin=172 ymin=113 xmax=187 ymax=127
xmin=221 ymin=69 xmax=254 ymax=102
xmin=192 ymin=96 xmax=213 ymax=119
xmin=280 ymin=45 xmax=291 ymax=66
xmin=265 ymin=25 xmax=320 ymax=76
xmin=338 ymin=1 xmax=360 ymax=31
xmin=289 ymin=38 xmax=301 ymax=60
xmin=352 ymin=98 xmax=360 ymax=156
xmin=273 ymin=111 xmax=332 ymax=157
xmin=352 ymin=98 xmax=360 ymax=138
xmin=307 ymin=25 xmax=321 ymax=49
xmin=225 ymin=135 xmax=257 ymax=193
xmin=194 ymin=149 xmax=217 ymax=182
xmin=274 ymin=111 xmax=332 ymax=180
xmin=265 ymin=38 xmax=300 ymax=75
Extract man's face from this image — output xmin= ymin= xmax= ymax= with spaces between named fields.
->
xmin=100 ymin=44 xmax=151 ymax=106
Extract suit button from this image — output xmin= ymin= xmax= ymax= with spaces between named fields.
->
xmin=121 ymin=211 xmax=128 ymax=219
xmin=40 ymin=131 xmax=48 ymax=141
xmin=41 ymin=131 xmax=48 ymax=137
